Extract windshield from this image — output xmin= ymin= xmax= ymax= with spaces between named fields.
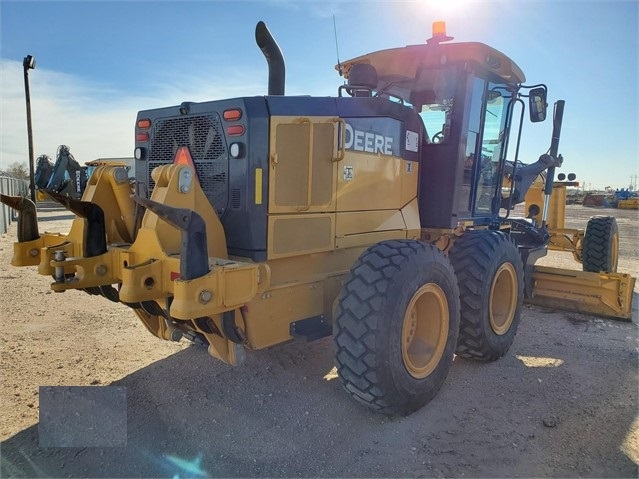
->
xmin=475 ymin=85 xmax=509 ymax=214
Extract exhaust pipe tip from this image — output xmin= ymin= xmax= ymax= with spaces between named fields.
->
xmin=255 ymin=21 xmax=285 ymax=96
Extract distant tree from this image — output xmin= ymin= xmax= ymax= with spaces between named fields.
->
xmin=2 ymin=162 xmax=29 ymax=180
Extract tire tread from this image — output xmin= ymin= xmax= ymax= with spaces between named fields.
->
xmin=334 ymin=240 xmax=458 ymax=415
xmin=582 ymin=216 xmax=618 ymax=273
xmin=449 ymin=231 xmax=523 ymax=361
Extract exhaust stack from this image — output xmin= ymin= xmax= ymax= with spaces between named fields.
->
xmin=255 ymin=21 xmax=285 ymax=95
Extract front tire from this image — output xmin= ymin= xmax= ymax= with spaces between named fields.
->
xmin=582 ymin=216 xmax=619 ymax=273
xmin=449 ymin=230 xmax=524 ymax=361
xmin=333 ymin=240 xmax=460 ymax=416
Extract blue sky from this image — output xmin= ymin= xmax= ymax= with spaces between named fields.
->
xmin=1 ymin=0 xmax=637 ymax=190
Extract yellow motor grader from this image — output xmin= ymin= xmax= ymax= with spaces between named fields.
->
xmin=2 ymin=21 xmax=634 ymax=415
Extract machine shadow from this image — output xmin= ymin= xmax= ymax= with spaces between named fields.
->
xmin=1 ymin=318 xmax=638 ymax=478
xmin=0 ymin=339 xmax=373 ymax=478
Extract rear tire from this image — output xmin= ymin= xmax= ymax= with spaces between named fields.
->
xmin=333 ymin=240 xmax=460 ymax=416
xmin=582 ymin=216 xmax=619 ymax=273
xmin=449 ymin=230 xmax=523 ymax=361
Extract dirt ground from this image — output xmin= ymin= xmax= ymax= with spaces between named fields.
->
xmin=0 ymin=204 xmax=637 ymax=478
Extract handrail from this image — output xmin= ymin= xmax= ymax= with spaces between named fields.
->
xmin=332 ymin=118 xmax=346 ymax=162
xmin=297 ymin=119 xmax=314 ymax=212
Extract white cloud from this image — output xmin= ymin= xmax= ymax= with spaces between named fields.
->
xmin=266 ymin=0 xmax=346 ymax=18
xmin=1 ymin=59 xmax=135 ymax=168
xmin=308 ymin=1 xmax=346 ymax=19
xmin=0 ymin=59 xmax=268 ymax=170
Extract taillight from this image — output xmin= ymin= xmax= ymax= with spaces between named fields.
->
xmin=136 ymin=132 xmax=149 ymax=142
xmin=226 ymin=125 xmax=245 ymax=136
xmin=137 ymin=118 xmax=151 ymax=129
xmin=223 ymin=108 xmax=242 ymax=121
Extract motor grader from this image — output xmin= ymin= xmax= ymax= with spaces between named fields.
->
xmin=2 ymin=21 xmax=635 ymax=416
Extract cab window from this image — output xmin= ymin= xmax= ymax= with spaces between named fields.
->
xmin=475 ymin=84 xmax=508 ymax=213
xmin=415 ymin=68 xmax=457 ymax=144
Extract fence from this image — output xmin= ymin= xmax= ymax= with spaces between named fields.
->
xmin=0 ymin=176 xmax=29 ymax=234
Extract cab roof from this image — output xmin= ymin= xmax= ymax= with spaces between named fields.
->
xmin=338 ymin=41 xmax=526 ymax=103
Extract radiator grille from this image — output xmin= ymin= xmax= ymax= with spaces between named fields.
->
xmin=146 ymin=114 xmax=228 ymax=215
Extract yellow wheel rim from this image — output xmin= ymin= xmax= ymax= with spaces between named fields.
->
xmin=611 ymin=231 xmax=619 ymax=272
xmin=401 ymin=283 xmax=449 ymax=379
xmin=489 ymin=263 xmax=517 ymax=335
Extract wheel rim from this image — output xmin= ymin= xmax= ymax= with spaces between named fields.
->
xmin=489 ymin=263 xmax=517 ymax=335
xmin=402 ymin=283 xmax=449 ymax=379
xmin=611 ymin=231 xmax=619 ymax=272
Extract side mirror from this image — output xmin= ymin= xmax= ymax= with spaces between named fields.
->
xmin=486 ymin=90 xmax=502 ymax=103
xmin=529 ymin=87 xmax=547 ymax=123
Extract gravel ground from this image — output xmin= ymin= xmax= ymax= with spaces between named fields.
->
xmin=0 ymin=203 xmax=637 ymax=478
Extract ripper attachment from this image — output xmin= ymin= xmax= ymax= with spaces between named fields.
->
xmin=0 ymin=195 xmax=40 ymax=242
xmin=132 ymin=196 xmax=209 ymax=281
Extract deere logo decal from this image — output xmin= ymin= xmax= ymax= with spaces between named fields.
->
xmin=343 ymin=118 xmax=401 ymax=156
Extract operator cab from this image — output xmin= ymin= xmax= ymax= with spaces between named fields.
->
xmin=340 ymin=22 xmax=547 ymax=230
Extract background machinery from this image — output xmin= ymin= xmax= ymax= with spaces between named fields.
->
xmin=2 ymin=21 xmax=634 ymax=415
xmin=33 ymin=146 xmax=130 ymax=201
xmin=34 ymin=145 xmax=88 ymax=200
xmin=613 ymin=189 xmax=639 ymax=209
